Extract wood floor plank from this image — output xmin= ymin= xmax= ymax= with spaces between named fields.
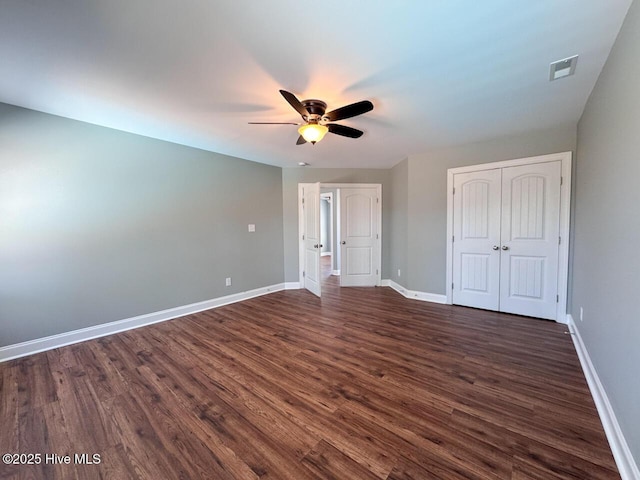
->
xmin=14 ymin=356 xmax=57 ymax=411
xmin=301 ymin=440 xmax=382 ymax=480
xmin=50 ymin=367 xmax=119 ymax=452
xmin=116 ymin=365 xmax=238 ymax=480
xmin=339 ymin=399 xmax=513 ymax=480
xmin=131 ymin=358 xmax=262 ymax=479
xmin=0 ymin=257 xmax=619 ymax=479
xmin=108 ymin=391 xmax=191 ymax=479
xmin=386 ymin=454 xmax=491 ymax=480
xmin=0 ymin=362 xmax=19 ymax=455
xmin=16 ymin=406 xmax=54 ymax=480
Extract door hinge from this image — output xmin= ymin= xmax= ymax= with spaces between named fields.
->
xmin=303 ymin=271 xmax=306 ymax=278
xmin=376 ymin=269 xmax=379 ymax=275
xmin=302 ymin=197 xmax=305 ymax=204
xmin=376 ymin=233 xmax=379 ymax=239
xmin=452 ymin=282 xmax=454 ymax=289
xmin=556 ymin=294 xmax=559 ymax=303
xmin=453 ymin=187 xmax=455 ymax=195
xmin=376 ymin=197 xmax=379 ymax=203
xmin=560 ymin=176 xmax=563 ymax=186
xmin=452 ymin=235 xmax=455 ymax=242
xmin=558 ymin=236 xmax=561 ymax=245
xmin=302 ymin=234 xmax=305 ymax=240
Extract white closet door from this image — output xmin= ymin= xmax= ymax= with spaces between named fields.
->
xmin=499 ymin=161 xmax=561 ymax=320
xmin=452 ymin=169 xmax=502 ymax=310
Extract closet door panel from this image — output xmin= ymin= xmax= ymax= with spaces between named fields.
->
xmin=499 ymin=161 xmax=562 ymax=320
xmin=452 ymin=169 xmax=502 ymax=310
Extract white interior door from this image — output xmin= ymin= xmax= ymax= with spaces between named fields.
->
xmin=339 ymin=187 xmax=380 ymax=287
xmin=452 ymin=169 xmax=502 ymax=310
xmin=303 ymin=182 xmax=321 ymax=297
xmin=499 ymin=161 xmax=561 ymax=320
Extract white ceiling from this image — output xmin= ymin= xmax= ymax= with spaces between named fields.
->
xmin=0 ymin=1 xmax=632 ymax=168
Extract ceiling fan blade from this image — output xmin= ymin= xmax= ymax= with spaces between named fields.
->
xmin=325 ymin=100 xmax=373 ymax=122
xmin=296 ymin=135 xmax=307 ymax=145
xmin=327 ymin=124 xmax=364 ymax=138
xmin=280 ymin=90 xmax=309 ymax=118
xmin=248 ymin=122 xmax=300 ymax=125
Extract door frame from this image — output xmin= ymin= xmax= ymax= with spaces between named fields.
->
xmin=298 ymin=183 xmax=382 ymax=289
xmin=445 ymin=151 xmax=572 ymax=323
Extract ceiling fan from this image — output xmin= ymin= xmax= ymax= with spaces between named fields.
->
xmin=249 ymin=90 xmax=374 ymax=145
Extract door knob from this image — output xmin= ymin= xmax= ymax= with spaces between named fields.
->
xmin=341 ymin=241 xmax=346 ymax=245
xmin=492 ymin=245 xmax=499 ymax=250
xmin=319 ymin=244 xmax=323 ymax=248
xmin=314 ymin=244 xmax=319 ymax=248
xmin=501 ymin=245 xmax=509 ymax=250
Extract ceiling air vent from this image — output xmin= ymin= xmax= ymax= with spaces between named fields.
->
xmin=549 ymin=55 xmax=578 ymax=81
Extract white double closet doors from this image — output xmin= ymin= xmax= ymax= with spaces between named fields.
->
xmin=452 ymin=161 xmax=562 ymax=320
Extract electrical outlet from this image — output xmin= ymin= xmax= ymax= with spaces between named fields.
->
xmin=397 ymin=269 xmax=401 ymax=277
xmin=225 ymin=277 xmax=232 ymax=287
xmin=248 ymin=224 xmax=255 ymax=232
xmin=580 ymin=307 xmax=584 ymax=322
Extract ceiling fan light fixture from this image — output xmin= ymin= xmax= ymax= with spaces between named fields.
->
xmin=250 ymin=90 xmax=371 ymax=145
xmin=298 ymin=123 xmax=328 ymax=144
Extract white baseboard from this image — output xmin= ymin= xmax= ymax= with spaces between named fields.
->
xmin=0 ymin=283 xmax=287 ymax=363
xmin=567 ymin=314 xmax=640 ymax=480
xmin=384 ymin=280 xmax=447 ymax=304
xmin=332 ymin=270 xmax=340 ymax=276
xmin=284 ymin=282 xmax=301 ymax=289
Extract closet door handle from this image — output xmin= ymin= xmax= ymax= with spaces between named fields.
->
xmin=492 ymin=245 xmax=499 ymax=251
xmin=341 ymin=241 xmax=346 ymax=245
xmin=501 ymin=245 xmax=509 ymax=251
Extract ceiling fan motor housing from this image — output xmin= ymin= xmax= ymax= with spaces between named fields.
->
xmin=301 ymin=99 xmax=327 ymax=122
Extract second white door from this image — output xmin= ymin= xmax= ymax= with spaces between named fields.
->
xmin=340 ymin=187 xmax=380 ymax=287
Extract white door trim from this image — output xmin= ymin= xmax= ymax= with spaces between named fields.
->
xmin=298 ymin=184 xmax=305 ymax=286
xmin=445 ymin=151 xmax=572 ymax=323
xmin=299 ymin=183 xmax=382 ymax=289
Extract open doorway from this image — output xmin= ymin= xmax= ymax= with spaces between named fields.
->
xmin=320 ymin=192 xmax=334 ymax=287
xmin=298 ymin=183 xmax=382 ymax=297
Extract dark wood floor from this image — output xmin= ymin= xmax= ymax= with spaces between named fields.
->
xmin=1 ymin=256 xmax=619 ymax=479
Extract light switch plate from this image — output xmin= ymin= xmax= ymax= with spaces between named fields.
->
xmin=248 ymin=224 xmax=256 ymax=232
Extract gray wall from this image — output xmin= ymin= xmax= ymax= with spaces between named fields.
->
xmin=405 ymin=125 xmax=577 ymax=294
xmin=282 ymin=168 xmax=390 ymax=282
xmin=0 ymin=103 xmax=284 ymax=347
xmin=572 ymin=0 xmax=640 ymax=463
xmin=389 ymin=158 xmax=408 ymax=285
